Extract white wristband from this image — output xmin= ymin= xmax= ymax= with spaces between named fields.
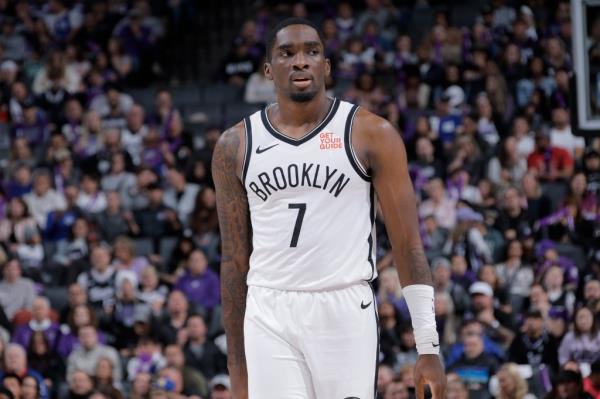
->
xmin=402 ymin=284 xmax=440 ymax=355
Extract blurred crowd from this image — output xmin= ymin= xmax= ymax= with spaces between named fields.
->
xmin=219 ymin=1 xmax=600 ymax=399
xmin=0 ymin=0 xmax=599 ymax=399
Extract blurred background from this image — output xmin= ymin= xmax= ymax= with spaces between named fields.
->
xmin=0 ymin=1 xmax=600 ymax=399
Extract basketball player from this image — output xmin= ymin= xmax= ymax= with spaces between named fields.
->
xmin=213 ymin=18 xmax=446 ymax=399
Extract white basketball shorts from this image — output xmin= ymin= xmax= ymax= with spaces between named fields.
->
xmin=244 ymin=282 xmax=379 ymax=399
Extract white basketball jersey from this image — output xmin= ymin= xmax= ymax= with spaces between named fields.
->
xmin=242 ymin=98 xmax=377 ymax=291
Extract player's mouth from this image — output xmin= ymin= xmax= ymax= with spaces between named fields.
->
xmin=291 ymin=75 xmax=312 ymax=89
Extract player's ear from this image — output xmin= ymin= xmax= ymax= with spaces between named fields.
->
xmin=264 ymin=61 xmax=273 ymax=81
xmin=325 ymin=58 xmax=331 ymax=76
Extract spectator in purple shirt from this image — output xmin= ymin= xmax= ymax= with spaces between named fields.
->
xmin=12 ymin=296 xmax=61 ymax=352
xmin=174 ymin=249 xmax=220 ymax=314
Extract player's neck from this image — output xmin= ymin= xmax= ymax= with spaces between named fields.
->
xmin=272 ymin=92 xmax=331 ymax=137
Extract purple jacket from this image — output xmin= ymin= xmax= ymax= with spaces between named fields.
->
xmin=11 ymin=321 xmax=61 ymax=350
xmin=175 ymin=269 xmax=220 ymax=311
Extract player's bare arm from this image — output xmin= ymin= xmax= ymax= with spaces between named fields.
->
xmin=353 ymin=108 xmax=446 ymax=399
xmin=212 ymin=122 xmax=251 ymax=399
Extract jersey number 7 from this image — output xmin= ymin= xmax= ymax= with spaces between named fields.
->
xmin=288 ymin=203 xmax=306 ymax=247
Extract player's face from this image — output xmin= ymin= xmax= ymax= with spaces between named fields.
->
xmin=265 ymin=24 xmax=330 ymax=102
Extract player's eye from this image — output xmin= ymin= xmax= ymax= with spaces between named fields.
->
xmin=309 ymin=49 xmax=319 ymax=55
xmin=280 ymin=50 xmax=290 ymax=57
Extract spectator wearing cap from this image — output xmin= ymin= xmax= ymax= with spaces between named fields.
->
xmin=448 ymin=319 xmax=501 ymax=399
xmin=584 ymin=360 xmax=600 ymax=399
xmin=164 ymin=344 xmax=209 ymax=397
xmin=558 ymin=307 xmax=600 ymax=367
xmin=527 ymin=128 xmax=574 ymax=182
xmin=210 ymin=374 xmax=232 ymax=399
xmin=495 ymin=240 xmax=534 ymax=313
xmin=133 ymin=182 xmax=181 ymax=239
xmin=182 ymin=314 xmax=227 ymax=379
xmin=12 ymin=296 xmax=60 ymax=351
xmin=545 ymin=368 xmax=593 ymax=399
xmin=66 ymin=325 xmax=122 ymax=384
xmin=419 ymin=177 xmax=457 ymax=230
xmin=508 ymin=308 xmax=560 ymax=374
xmin=469 ymin=281 xmax=515 ymax=346
xmin=0 ymin=259 xmax=35 ymax=321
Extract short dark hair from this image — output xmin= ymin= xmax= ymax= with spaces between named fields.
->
xmin=265 ymin=17 xmax=325 ymax=61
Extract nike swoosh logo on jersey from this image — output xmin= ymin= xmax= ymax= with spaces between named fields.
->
xmin=256 ymin=143 xmax=279 ymax=154
xmin=432 ymin=343 xmax=440 ymax=347
xmin=360 ymin=300 xmax=372 ymax=309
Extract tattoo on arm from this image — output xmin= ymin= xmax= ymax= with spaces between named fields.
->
xmin=405 ymin=245 xmax=433 ymax=286
xmin=212 ymin=126 xmax=251 ymax=384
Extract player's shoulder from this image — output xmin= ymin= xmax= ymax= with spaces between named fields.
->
xmin=215 ymin=121 xmax=245 ymax=152
xmin=213 ymin=121 xmax=246 ymax=171
xmin=349 ymin=104 xmax=401 ymax=145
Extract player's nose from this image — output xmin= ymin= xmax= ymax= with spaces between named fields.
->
xmin=292 ymin=52 xmax=309 ymax=70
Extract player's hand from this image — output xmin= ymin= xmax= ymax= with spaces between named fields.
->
xmin=414 ymin=354 xmax=446 ymax=399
